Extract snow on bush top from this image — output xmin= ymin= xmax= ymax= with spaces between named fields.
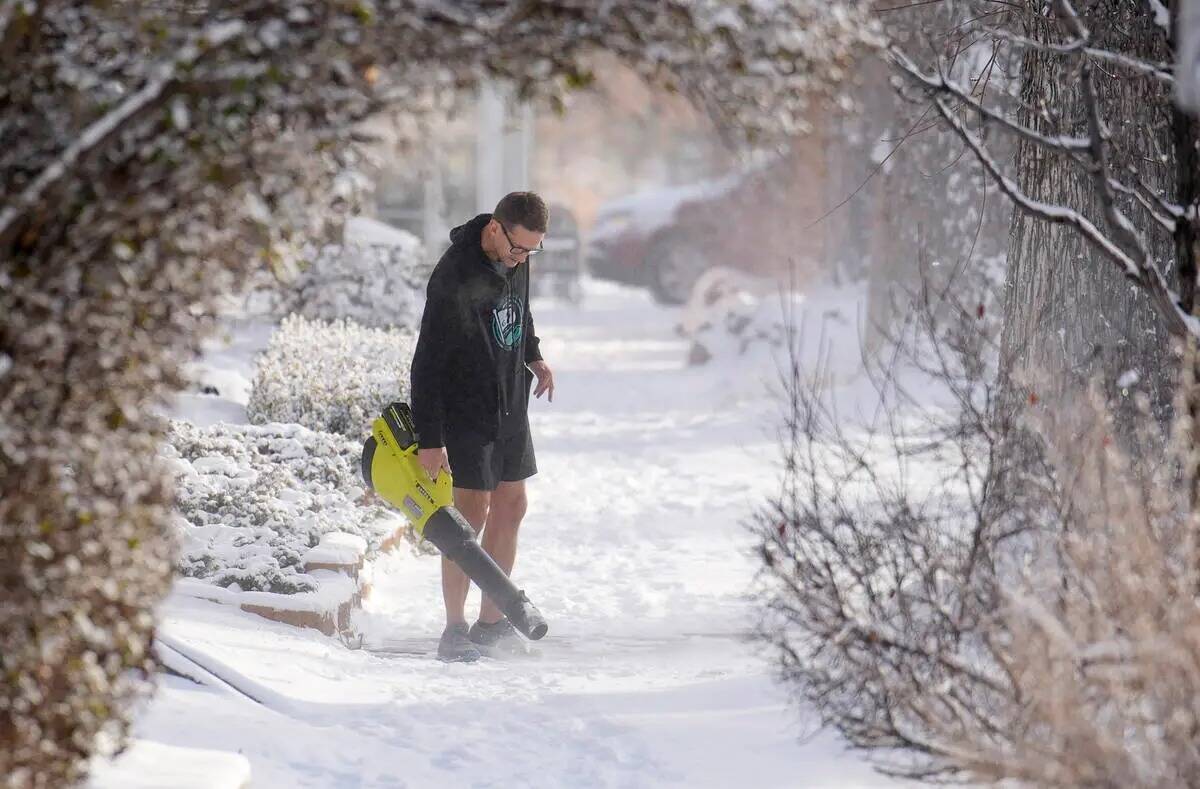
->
xmin=680 ymin=267 xmax=786 ymax=365
xmin=224 ymin=221 xmax=430 ymax=327
xmin=167 ymin=420 xmax=405 ymax=595
xmin=289 ymin=232 xmax=431 ymax=330
xmin=681 ymin=270 xmax=868 ymax=383
xmin=302 ymin=532 xmax=368 ymax=568
xmin=247 ymin=314 xmax=416 ymax=438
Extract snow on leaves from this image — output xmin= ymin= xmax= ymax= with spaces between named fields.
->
xmin=287 ymin=235 xmax=430 ymax=330
xmin=247 ymin=314 xmax=417 ymax=438
xmin=166 ymin=421 xmax=402 ymax=595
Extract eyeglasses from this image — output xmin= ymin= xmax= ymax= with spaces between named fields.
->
xmin=499 ymin=222 xmax=544 ymax=257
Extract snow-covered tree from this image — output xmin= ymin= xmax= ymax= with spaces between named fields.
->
xmin=0 ymin=2 xmax=878 ymax=784
xmin=757 ymin=280 xmax=1200 ymax=783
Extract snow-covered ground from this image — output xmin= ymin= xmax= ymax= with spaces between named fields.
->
xmin=98 ymin=279 xmax=903 ymax=788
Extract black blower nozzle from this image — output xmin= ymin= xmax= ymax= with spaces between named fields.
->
xmin=422 ymin=507 xmax=548 ymax=640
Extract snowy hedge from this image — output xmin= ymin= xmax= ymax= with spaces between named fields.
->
xmin=287 ymin=236 xmax=431 ymax=330
xmin=223 ymin=223 xmax=430 ymax=329
xmin=246 ymin=314 xmax=417 ymax=438
xmin=166 ymin=420 xmax=406 ymax=594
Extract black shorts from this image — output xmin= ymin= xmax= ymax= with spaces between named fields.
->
xmin=445 ymin=424 xmax=537 ymax=492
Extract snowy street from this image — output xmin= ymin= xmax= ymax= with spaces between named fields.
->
xmin=99 ymin=282 xmax=895 ymax=788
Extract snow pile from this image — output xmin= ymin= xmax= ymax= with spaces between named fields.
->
xmin=246 ymin=314 xmax=416 ymax=438
xmin=166 ymin=420 xmax=406 ymax=595
xmin=88 ymin=739 xmax=251 ymax=789
xmin=181 ymin=360 xmax=253 ymax=404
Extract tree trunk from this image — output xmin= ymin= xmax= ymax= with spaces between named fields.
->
xmin=1000 ymin=1 xmax=1178 ymax=422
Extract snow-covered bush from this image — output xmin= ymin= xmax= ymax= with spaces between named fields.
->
xmin=679 ymin=267 xmax=784 ymax=365
xmin=167 ymin=421 xmax=405 ymax=595
xmin=288 ymin=232 xmax=430 ymax=330
xmin=680 ymin=269 xmax=870 ymax=375
xmin=224 ymin=224 xmax=430 ymax=327
xmin=247 ymin=314 xmax=417 ymax=438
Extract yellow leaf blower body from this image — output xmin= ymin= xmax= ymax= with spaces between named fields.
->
xmin=360 ymin=402 xmax=547 ymax=641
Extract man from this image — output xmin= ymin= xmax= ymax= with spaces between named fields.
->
xmin=410 ymin=191 xmax=556 ymax=662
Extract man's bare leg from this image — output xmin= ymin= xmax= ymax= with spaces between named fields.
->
xmin=443 ymin=488 xmax=489 ymax=626
xmin=477 ymin=480 xmax=527 ymax=625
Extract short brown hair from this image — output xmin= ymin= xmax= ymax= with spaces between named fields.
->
xmin=493 ymin=192 xmax=548 ymax=234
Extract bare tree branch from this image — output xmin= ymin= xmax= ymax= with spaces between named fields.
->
xmin=989 ymin=29 xmax=1174 ymax=84
xmin=1107 ymin=176 xmax=1178 ymax=233
xmin=893 ymin=40 xmax=1195 ymax=339
xmin=890 ymin=46 xmax=1091 ymax=154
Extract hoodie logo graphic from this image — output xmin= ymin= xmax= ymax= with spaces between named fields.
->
xmin=491 ymin=294 xmax=524 ymax=351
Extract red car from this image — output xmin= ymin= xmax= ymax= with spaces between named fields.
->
xmin=584 ymin=152 xmax=827 ymax=305
xmin=585 ymin=177 xmax=741 ymax=305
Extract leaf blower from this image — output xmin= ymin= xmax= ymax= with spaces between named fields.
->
xmin=360 ymin=402 xmax=548 ymax=641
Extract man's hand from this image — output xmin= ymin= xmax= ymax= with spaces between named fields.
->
xmin=417 ymin=447 xmax=451 ymax=481
xmin=529 ymin=360 xmax=555 ymax=403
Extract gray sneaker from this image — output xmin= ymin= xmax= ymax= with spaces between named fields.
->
xmin=437 ymin=622 xmax=482 ymax=663
xmin=468 ymin=618 xmax=540 ymax=659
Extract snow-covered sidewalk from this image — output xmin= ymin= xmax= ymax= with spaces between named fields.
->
xmin=103 ymin=281 xmax=898 ymax=788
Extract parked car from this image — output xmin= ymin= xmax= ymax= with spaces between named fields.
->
xmin=585 ymin=145 xmax=828 ymax=305
xmin=532 ymin=202 xmax=583 ymax=304
xmin=585 ymin=178 xmax=738 ymax=305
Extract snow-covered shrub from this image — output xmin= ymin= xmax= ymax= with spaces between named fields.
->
xmin=225 ymin=231 xmax=432 ymax=323
xmin=247 ymin=314 xmax=417 ymax=438
xmin=167 ymin=421 xmax=405 ymax=594
xmin=681 ymin=270 xmax=869 ymax=377
xmin=679 ymin=267 xmax=784 ymax=365
xmin=214 ymin=218 xmax=430 ymax=326
xmin=288 ymin=233 xmax=431 ymax=330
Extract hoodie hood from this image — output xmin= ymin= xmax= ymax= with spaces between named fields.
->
xmin=448 ymin=213 xmax=492 ymax=248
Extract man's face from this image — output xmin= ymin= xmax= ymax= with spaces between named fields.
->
xmin=493 ymin=220 xmax=545 ymax=268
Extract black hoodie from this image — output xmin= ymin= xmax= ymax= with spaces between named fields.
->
xmin=410 ymin=213 xmax=543 ymax=449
